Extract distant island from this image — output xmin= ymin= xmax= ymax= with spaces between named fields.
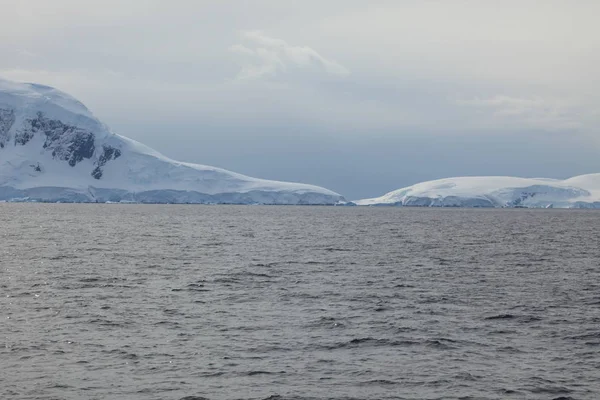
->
xmin=1 ymin=77 xmax=599 ymax=208
xmin=355 ymin=175 xmax=600 ymax=209
xmin=0 ymin=78 xmax=343 ymax=205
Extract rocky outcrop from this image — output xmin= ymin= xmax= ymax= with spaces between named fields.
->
xmin=91 ymin=145 xmax=122 ymax=179
xmin=0 ymin=108 xmax=15 ymax=148
xmin=29 ymin=112 xmax=96 ymax=166
xmin=11 ymin=112 xmax=96 ymax=166
xmin=2 ymin=110 xmax=121 ymax=177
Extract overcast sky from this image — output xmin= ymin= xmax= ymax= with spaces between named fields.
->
xmin=1 ymin=0 xmax=599 ymax=199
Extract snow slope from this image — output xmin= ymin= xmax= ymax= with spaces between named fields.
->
xmin=0 ymin=77 xmax=344 ymax=204
xmin=355 ymin=175 xmax=600 ymax=208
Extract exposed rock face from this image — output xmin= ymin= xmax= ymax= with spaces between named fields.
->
xmin=11 ymin=111 xmax=96 ymax=166
xmin=91 ymin=145 xmax=122 ymax=179
xmin=0 ymin=108 xmax=15 ymax=148
xmin=22 ymin=112 xmax=97 ymax=166
xmin=2 ymin=108 xmax=115 ymax=176
xmin=30 ymin=162 xmax=42 ymax=172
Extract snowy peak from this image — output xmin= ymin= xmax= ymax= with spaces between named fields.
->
xmin=356 ymin=175 xmax=600 ymax=208
xmin=0 ymin=77 xmax=344 ymax=204
xmin=0 ymin=78 xmax=106 ymax=136
xmin=0 ymin=102 xmax=119 ymax=181
xmin=5 ymin=76 xmax=596 ymax=208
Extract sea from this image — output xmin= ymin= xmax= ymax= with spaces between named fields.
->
xmin=1 ymin=204 xmax=599 ymax=400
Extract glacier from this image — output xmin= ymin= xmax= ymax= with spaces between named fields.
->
xmin=355 ymin=175 xmax=600 ymax=208
xmin=0 ymin=78 xmax=344 ymax=204
xmin=2 ymin=76 xmax=599 ymax=209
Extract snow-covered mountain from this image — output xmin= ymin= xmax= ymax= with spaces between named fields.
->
xmin=0 ymin=78 xmax=344 ymax=204
xmin=356 ymin=175 xmax=600 ymax=208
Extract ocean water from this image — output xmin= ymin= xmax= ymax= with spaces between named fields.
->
xmin=1 ymin=204 xmax=599 ymax=400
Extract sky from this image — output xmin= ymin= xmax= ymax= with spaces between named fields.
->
xmin=1 ymin=0 xmax=599 ymax=199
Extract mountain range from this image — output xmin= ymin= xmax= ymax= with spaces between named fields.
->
xmin=356 ymin=175 xmax=600 ymax=208
xmin=0 ymin=78 xmax=344 ymax=204
xmin=1 ymin=77 xmax=599 ymax=208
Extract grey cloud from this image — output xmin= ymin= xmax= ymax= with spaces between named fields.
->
xmin=231 ymin=31 xmax=350 ymax=80
xmin=0 ymin=0 xmax=599 ymax=198
xmin=455 ymin=95 xmax=584 ymax=131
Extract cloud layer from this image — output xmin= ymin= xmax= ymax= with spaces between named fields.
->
xmin=230 ymin=31 xmax=350 ymax=80
xmin=455 ymin=95 xmax=583 ymax=131
xmin=0 ymin=0 xmax=599 ymax=198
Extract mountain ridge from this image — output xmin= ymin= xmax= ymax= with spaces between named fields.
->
xmin=2 ymin=77 xmax=599 ymax=208
xmin=0 ymin=77 xmax=344 ymax=204
xmin=356 ymin=174 xmax=600 ymax=208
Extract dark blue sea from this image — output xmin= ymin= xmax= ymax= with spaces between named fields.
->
xmin=1 ymin=205 xmax=599 ymax=400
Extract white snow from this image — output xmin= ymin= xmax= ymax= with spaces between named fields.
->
xmin=0 ymin=78 xmax=344 ymax=204
xmin=355 ymin=175 xmax=600 ymax=208
xmin=0 ymin=78 xmax=106 ymax=136
xmin=3 ymin=76 xmax=598 ymax=208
